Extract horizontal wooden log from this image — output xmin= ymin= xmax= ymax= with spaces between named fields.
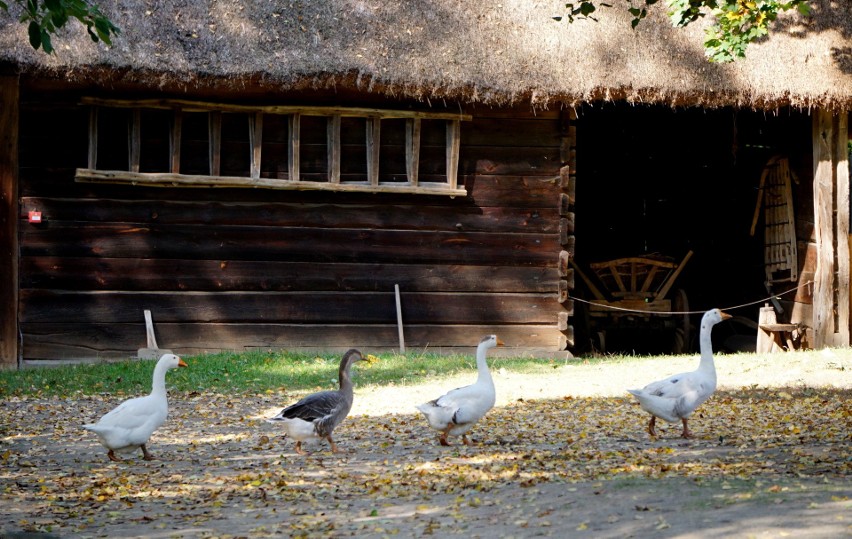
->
xmin=20 ymin=197 xmax=560 ymax=234
xmin=467 ymin=147 xmax=562 ymax=176
xmin=79 ymin=97 xmax=474 ymax=121
xmin=21 ymin=323 xmax=566 ymax=361
xmin=75 ymin=169 xmax=469 ymax=197
xmin=21 ymin=224 xmax=560 ymax=266
xmin=20 ymin=290 xmax=569 ymax=325
xmin=21 ymin=257 xmax=560 ymax=293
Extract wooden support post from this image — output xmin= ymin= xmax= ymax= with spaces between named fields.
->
xmin=446 ymin=119 xmax=460 ymax=190
xmin=812 ymin=109 xmax=850 ymax=347
xmin=366 ymin=117 xmax=380 ymax=187
xmin=288 ymin=113 xmax=300 ymax=181
xmin=756 ymin=304 xmax=779 ymax=353
xmin=0 ymin=74 xmax=18 ymax=368
xmin=169 ymin=109 xmax=182 ymax=174
xmin=327 ymin=114 xmax=341 ymax=184
xmin=405 ymin=118 xmax=420 ymax=186
xmin=209 ymin=111 xmax=222 ymax=176
xmin=249 ymin=112 xmax=263 ymax=179
xmin=88 ymin=106 xmax=98 ymax=169
xmin=129 ymin=108 xmax=141 ymax=173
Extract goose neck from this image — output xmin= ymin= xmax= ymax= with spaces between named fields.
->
xmin=475 ymin=344 xmax=493 ymax=383
xmin=150 ymin=361 xmax=169 ymax=397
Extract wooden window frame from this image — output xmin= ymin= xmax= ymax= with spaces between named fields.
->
xmin=75 ymin=98 xmax=470 ymax=197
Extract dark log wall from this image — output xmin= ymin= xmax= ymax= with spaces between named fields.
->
xmin=18 ymin=98 xmax=571 ymax=361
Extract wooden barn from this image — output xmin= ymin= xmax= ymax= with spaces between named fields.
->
xmin=1 ymin=1 xmax=850 ymax=366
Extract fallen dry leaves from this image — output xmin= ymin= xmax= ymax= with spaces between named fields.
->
xmin=1 ymin=374 xmax=850 ymax=537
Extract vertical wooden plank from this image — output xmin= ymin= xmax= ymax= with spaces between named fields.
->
xmin=812 ymin=109 xmax=835 ymax=348
xmin=288 ymin=113 xmax=300 ymax=181
xmin=129 ymin=108 xmax=141 ymax=173
xmin=88 ymin=106 xmax=98 ymax=170
xmin=405 ymin=118 xmax=421 ymax=186
xmin=834 ymin=112 xmax=850 ymax=346
xmin=0 ymin=74 xmax=19 ymax=367
xmin=327 ymin=114 xmax=341 ymax=184
xmin=209 ymin=111 xmax=222 ymax=176
xmin=446 ymin=119 xmax=461 ymax=190
xmin=249 ymin=111 xmax=263 ymax=179
xmin=169 ymin=109 xmax=182 ymax=174
xmin=366 ymin=117 xmax=380 ymax=187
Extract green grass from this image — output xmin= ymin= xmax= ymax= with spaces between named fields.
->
xmin=0 ymin=349 xmax=582 ymax=398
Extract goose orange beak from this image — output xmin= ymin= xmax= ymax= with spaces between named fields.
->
xmin=720 ymin=312 xmax=733 ymax=321
xmin=497 ymin=338 xmax=505 ymax=346
xmin=178 ymin=358 xmax=188 ymax=367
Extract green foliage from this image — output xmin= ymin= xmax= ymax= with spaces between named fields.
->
xmin=556 ymin=0 xmax=811 ymax=62
xmin=0 ymin=0 xmax=119 ymax=54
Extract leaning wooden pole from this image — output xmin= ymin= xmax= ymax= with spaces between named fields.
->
xmin=0 ymin=74 xmax=19 ymax=368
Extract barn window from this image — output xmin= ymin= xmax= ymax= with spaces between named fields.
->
xmin=75 ymin=98 xmax=470 ymax=196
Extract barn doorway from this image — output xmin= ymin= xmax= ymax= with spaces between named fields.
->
xmin=571 ymin=104 xmax=812 ymax=355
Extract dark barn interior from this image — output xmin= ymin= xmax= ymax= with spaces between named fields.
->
xmin=571 ymin=104 xmax=813 ymax=355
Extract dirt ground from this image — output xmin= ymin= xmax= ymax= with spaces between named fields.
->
xmin=1 ymin=350 xmax=850 ymax=538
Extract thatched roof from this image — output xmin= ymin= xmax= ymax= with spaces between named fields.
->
xmin=1 ymin=0 xmax=850 ymax=110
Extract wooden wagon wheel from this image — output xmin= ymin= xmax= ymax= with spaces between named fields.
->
xmin=671 ymin=288 xmax=690 ymax=354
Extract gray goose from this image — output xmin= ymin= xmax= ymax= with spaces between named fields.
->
xmin=267 ymin=349 xmax=370 ymax=454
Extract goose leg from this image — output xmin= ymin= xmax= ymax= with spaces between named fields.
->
xmin=107 ymin=450 xmax=122 ymax=462
xmin=439 ymin=425 xmax=453 ymax=446
xmin=327 ymin=436 xmax=346 ymax=453
xmin=141 ymin=444 xmax=155 ymax=461
xmin=648 ymin=416 xmax=658 ymax=437
xmin=680 ymin=418 xmax=693 ymax=439
xmin=294 ymin=441 xmax=307 ymax=455
xmin=462 ymin=435 xmax=473 ymax=446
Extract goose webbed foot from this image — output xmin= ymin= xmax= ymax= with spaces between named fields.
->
xmin=107 ymin=450 xmax=122 ymax=462
xmin=294 ymin=441 xmax=308 ymax=455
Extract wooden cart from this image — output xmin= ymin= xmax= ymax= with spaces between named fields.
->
xmin=572 ymin=251 xmax=693 ymax=354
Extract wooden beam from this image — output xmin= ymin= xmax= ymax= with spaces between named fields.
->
xmin=128 ymin=108 xmax=141 ymax=173
xmin=405 ymin=118 xmax=421 ymax=186
xmin=327 ymin=114 xmax=341 ymax=184
xmin=366 ymin=118 xmax=380 ymax=187
xmin=87 ymin=107 xmax=97 ymax=170
xmin=811 ymin=109 xmax=851 ymax=347
xmin=249 ymin=112 xmax=263 ymax=179
xmin=446 ymin=119 xmax=461 ymax=190
xmin=208 ymin=111 xmax=222 ymax=176
xmin=835 ymin=112 xmax=850 ymax=346
xmin=0 ymin=74 xmax=19 ymax=368
xmin=79 ymin=97 xmax=473 ymax=121
xmin=288 ymin=113 xmax=300 ymax=181
xmin=74 ymin=168 xmax=468 ymax=196
xmin=169 ymin=109 xmax=182 ymax=174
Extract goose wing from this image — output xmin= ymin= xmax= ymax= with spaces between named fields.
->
xmin=274 ymin=390 xmax=342 ymax=422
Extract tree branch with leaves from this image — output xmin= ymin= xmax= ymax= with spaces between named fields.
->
xmin=0 ymin=0 xmax=119 ymax=54
xmin=555 ymin=0 xmax=811 ymax=62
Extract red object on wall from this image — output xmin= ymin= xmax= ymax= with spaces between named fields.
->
xmin=28 ymin=211 xmax=42 ymax=223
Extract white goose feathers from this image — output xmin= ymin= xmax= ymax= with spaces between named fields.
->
xmin=416 ymin=334 xmax=503 ymax=446
xmin=628 ymin=308 xmax=731 ymax=438
xmin=83 ymin=353 xmax=187 ymax=461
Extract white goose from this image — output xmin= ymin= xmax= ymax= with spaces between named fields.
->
xmin=628 ymin=308 xmax=731 ymax=438
xmin=416 ymin=334 xmax=503 ymax=446
xmin=83 ymin=353 xmax=187 ymax=461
